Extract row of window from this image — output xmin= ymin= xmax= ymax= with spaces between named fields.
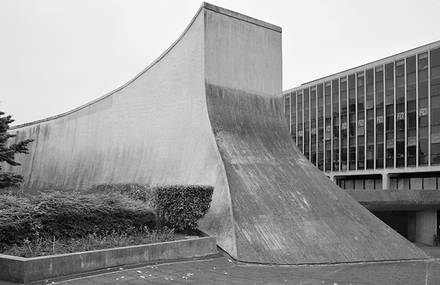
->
xmin=336 ymin=175 xmax=440 ymax=190
xmin=284 ymin=46 xmax=440 ymax=173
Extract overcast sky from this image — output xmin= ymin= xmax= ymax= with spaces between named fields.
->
xmin=1 ymin=0 xmax=439 ymax=125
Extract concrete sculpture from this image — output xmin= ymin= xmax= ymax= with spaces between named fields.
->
xmin=8 ymin=3 xmax=427 ymax=263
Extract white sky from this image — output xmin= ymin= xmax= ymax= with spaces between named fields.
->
xmin=1 ymin=0 xmax=439 ymax=125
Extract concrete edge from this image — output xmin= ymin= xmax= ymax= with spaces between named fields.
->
xmin=203 ymin=2 xmax=281 ymax=33
xmin=0 ymin=236 xmax=217 ymax=284
xmin=216 ymin=245 xmax=429 ymax=267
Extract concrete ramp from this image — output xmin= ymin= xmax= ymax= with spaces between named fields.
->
xmin=8 ymin=3 xmax=427 ymax=263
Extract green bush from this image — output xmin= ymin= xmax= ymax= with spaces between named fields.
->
xmin=88 ymin=184 xmax=214 ymax=232
xmin=0 ymin=192 xmax=156 ymax=248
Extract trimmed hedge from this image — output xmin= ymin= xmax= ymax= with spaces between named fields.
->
xmin=0 ymin=192 xmax=156 ymax=247
xmin=88 ymin=184 xmax=214 ymax=232
xmin=155 ymin=185 xmax=213 ymax=231
xmin=87 ymin=183 xmax=155 ymax=206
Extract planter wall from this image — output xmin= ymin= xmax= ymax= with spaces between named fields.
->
xmin=0 ymin=236 xmax=217 ymax=284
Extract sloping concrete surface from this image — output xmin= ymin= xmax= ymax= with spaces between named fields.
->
xmin=6 ymin=3 xmax=427 ymax=264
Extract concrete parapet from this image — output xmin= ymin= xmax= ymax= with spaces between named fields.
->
xmin=0 ymin=237 xmax=217 ymax=284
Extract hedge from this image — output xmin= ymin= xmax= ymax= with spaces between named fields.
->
xmin=155 ymin=185 xmax=213 ymax=231
xmin=88 ymin=184 xmax=214 ymax=232
xmin=0 ymin=192 xmax=156 ymax=247
xmin=87 ymin=183 xmax=155 ymax=207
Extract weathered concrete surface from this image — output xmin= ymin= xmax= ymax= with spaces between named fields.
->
xmin=415 ymin=210 xmax=438 ymax=245
xmin=347 ymin=189 xmax=440 ymax=210
xmin=0 ymin=237 xmax=217 ymax=284
xmin=6 ymin=3 xmax=427 ymax=263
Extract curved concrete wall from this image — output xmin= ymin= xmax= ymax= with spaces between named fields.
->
xmin=8 ymin=3 xmax=427 ymax=263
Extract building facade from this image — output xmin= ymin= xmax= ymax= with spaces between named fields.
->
xmin=284 ymin=41 xmax=440 ymax=191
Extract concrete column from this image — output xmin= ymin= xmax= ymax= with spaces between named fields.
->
xmin=382 ymin=173 xmax=390 ymax=190
xmin=407 ymin=212 xmax=416 ymax=242
xmin=415 ymin=210 xmax=437 ymax=246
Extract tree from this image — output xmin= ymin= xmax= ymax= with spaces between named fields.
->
xmin=0 ymin=111 xmax=33 ymax=188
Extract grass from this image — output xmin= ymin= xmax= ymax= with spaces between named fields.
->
xmin=1 ymin=227 xmax=175 ymax=258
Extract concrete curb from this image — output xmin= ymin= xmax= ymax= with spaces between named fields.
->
xmin=0 ymin=236 xmax=217 ymax=284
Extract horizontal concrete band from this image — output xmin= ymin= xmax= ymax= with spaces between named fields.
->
xmin=0 ymin=237 xmax=217 ymax=284
xmin=347 ymin=190 xmax=440 ymax=210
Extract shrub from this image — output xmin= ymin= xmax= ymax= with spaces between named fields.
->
xmin=87 ymin=183 xmax=156 ymax=208
xmin=2 ymin=227 xmax=175 ymax=258
xmin=0 ymin=192 xmax=156 ymax=248
xmin=88 ymin=184 xmax=214 ymax=232
xmin=155 ymin=185 xmax=213 ymax=232
xmin=0 ymin=194 xmax=35 ymax=246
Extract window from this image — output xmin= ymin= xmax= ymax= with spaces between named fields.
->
xmin=291 ymin=92 xmax=296 ymax=143
xmin=340 ymin=77 xmax=348 ymax=171
xmin=431 ymin=48 xmax=440 ymax=164
xmin=376 ymin=66 xmax=384 ymax=168
xmin=366 ymin=69 xmax=374 ymax=169
xmin=332 ymin=79 xmax=339 ymax=171
xmin=385 ymin=63 xmax=394 ymax=168
xmin=395 ymin=60 xmax=405 ymax=167
xmin=310 ymin=87 xmax=317 ymax=165
xmin=357 ymin=72 xmax=365 ymax=169
xmin=325 ymin=82 xmax=332 ymax=171
xmin=304 ymin=88 xmax=310 ymax=159
xmin=285 ymin=95 xmax=290 ymax=127
xmin=348 ymin=74 xmax=356 ymax=170
xmin=297 ymin=92 xmax=303 ymax=152
xmin=419 ymin=52 xmax=429 ymax=166
xmin=407 ymin=56 xmax=416 ymax=166
xmin=317 ymin=84 xmax=324 ymax=170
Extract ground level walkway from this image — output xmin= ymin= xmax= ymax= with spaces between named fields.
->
xmin=29 ymin=245 xmax=439 ymax=285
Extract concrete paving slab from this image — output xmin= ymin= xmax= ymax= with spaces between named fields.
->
xmin=43 ymin=254 xmax=440 ymax=285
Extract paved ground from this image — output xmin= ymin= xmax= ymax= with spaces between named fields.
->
xmin=2 ymin=245 xmax=439 ymax=285
xmin=47 ymin=246 xmax=440 ymax=285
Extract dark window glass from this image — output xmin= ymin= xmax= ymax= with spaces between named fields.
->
xmin=348 ymin=74 xmax=356 ymax=170
xmin=291 ymin=92 xmax=296 ymax=143
xmin=285 ymin=95 xmax=290 ymax=126
xmin=396 ymin=60 xmax=405 ymax=167
xmin=419 ymin=53 xmax=429 ymax=166
xmin=297 ymin=92 xmax=303 ymax=152
xmin=431 ymin=48 xmax=440 ymax=165
xmin=357 ymin=72 xmax=365 ymax=169
xmin=375 ymin=66 xmax=384 ymax=168
xmin=407 ymin=56 xmax=417 ymax=166
xmin=340 ymin=77 xmax=348 ymax=171
xmin=304 ymin=88 xmax=310 ymax=159
xmin=310 ymin=87 xmax=317 ymax=165
xmin=385 ymin=63 xmax=394 ymax=168
xmin=366 ymin=69 xmax=374 ymax=169
xmin=325 ymin=82 xmax=332 ymax=171
xmin=332 ymin=79 xmax=339 ymax=171
xmin=317 ymin=84 xmax=324 ymax=170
